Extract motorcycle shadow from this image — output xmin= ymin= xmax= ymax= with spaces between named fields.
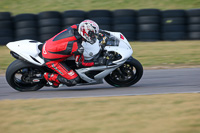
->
xmin=39 ymin=84 xmax=142 ymax=92
xmin=41 ymin=85 xmax=116 ymax=92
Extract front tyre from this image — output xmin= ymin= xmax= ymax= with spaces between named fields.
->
xmin=6 ymin=59 xmax=46 ymax=92
xmin=104 ymin=57 xmax=143 ymax=87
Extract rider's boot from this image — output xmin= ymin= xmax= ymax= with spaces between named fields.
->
xmin=44 ymin=72 xmax=80 ymax=87
xmin=44 ymin=73 xmax=60 ymax=88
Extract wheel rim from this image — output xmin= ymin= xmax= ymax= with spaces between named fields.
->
xmin=108 ymin=63 xmax=137 ymax=84
xmin=13 ymin=67 xmax=44 ymax=89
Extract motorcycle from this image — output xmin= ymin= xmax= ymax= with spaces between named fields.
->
xmin=5 ymin=31 xmax=143 ymax=92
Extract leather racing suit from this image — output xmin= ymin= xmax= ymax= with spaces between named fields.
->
xmin=42 ymin=24 xmax=96 ymax=86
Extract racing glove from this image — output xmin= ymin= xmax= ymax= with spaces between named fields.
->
xmin=75 ymin=54 xmax=94 ymax=68
xmin=98 ymin=30 xmax=110 ymax=45
xmin=98 ymin=33 xmax=108 ymax=45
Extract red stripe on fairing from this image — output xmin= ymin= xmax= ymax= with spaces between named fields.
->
xmin=120 ymin=34 xmax=124 ymax=40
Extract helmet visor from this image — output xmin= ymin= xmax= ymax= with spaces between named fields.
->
xmin=88 ymin=30 xmax=97 ymax=44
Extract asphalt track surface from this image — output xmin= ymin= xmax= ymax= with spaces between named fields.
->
xmin=0 ymin=68 xmax=200 ymax=100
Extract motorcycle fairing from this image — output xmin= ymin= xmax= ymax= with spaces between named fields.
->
xmin=7 ymin=40 xmax=45 ymax=66
xmin=76 ymin=64 xmax=120 ymax=84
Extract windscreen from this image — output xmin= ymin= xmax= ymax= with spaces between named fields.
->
xmin=106 ymin=35 xmax=120 ymax=46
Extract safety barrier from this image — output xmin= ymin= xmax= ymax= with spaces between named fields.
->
xmin=0 ymin=9 xmax=200 ymax=45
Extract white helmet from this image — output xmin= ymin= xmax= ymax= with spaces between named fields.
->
xmin=78 ymin=20 xmax=99 ymax=44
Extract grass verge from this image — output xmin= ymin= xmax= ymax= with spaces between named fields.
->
xmin=132 ymin=40 xmax=200 ymax=69
xmin=0 ymin=0 xmax=200 ymax=15
xmin=0 ymin=93 xmax=200 ymax=133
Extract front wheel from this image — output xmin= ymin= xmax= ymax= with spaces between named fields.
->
xmin=6 ymin=59 xmax=46 ymax=92
xmin=104 ymin=57 xmax=143 ymax=87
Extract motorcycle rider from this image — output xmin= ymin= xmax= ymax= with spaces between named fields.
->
xmin=42 ymin=20 xmax=108 ymax=87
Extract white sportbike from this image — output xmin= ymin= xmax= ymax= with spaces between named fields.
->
xmin=6 ymin=31 xmax=143 ymax=92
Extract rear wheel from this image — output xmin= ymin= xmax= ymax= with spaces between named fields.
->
xmin=104 ymin=57 xmax=143 ymax=87
xmin=6 ymin=60 xmax=46 ymax=92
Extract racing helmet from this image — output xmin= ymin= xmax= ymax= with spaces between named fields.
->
xmin=78 ymin=20 xmax=99 ymax=44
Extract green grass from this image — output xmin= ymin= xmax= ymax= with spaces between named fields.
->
xmin=0 ymin=0 xmax=200 ymax=15
xmin=1 ymin=40 xmax=200 ymax=74
xmin=0 ymin=93 xmax=200 ymax=133
xmin=0 ymin=46 xmax=14 ymax=74
xmin=133 ymin=40 xmax=200 ymax=68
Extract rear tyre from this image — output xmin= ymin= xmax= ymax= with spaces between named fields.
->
xmin=6 ymin=60 xmax=46 ymax=92
xmin=105 ymin=57 xmax=143 ymax=87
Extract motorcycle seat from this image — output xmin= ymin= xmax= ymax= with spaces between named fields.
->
xmin=38 ymin=43 xmax=44 ymax=58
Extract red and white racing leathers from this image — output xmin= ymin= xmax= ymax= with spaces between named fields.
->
xmin=42 ymin=24 xmax=95 ymax=86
